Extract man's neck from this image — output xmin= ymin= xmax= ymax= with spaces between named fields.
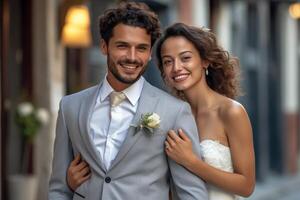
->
xmin=106 ymin=76 xmax=131 ymax=92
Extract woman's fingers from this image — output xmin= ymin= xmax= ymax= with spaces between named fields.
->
xmin=78 ymin=173 xmax=91 ymax=184
xmin=165 ymin=141 xmax=171 ymax=150
xmin=178 ymin=129 xmax=190 ymax=141
xmin=76 ymin=160 xmax=88 ymax=171
xmin=70 ymin=154 xmax=81 ymax=166
xmin=76 ymin=165 xmax=91 ymax=184
xmin=167 ymin=135 xmax=176 ymax=147
xmin=67 ymin=155 xmax=92 ymax=191
xmin=168 ymin=130 xmax=181 ymax=142
xmin=78 ymin=165 xmax=90 ymax=177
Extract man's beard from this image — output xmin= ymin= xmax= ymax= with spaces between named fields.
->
xmin=107 ymin=53 xmax=147 ymax=84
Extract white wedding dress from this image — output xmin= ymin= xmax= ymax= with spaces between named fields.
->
xmin=199 ymin=139 xmax=240 ymax=200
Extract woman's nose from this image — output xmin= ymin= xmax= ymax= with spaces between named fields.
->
xmin=172 ymin=59 xmax=182 ymax=72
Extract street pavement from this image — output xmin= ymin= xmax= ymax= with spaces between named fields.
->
xmin=242 ymin=173 xmax=300 ymax=200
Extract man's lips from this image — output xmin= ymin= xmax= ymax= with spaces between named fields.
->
xmin=118 ymin=62 xmax=143 ymax=74
xmin=120 ymin=63 xmax=138 ymax=69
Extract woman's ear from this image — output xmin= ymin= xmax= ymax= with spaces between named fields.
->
xmin=100 ymin=39 xmax=108 ymax=55
xmin=202 ymin=60 xmax=210 ymax=69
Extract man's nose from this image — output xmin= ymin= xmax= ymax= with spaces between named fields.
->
xmin=128 ymin=47 xmax=137 ymax=61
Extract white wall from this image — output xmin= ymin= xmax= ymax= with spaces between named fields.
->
xmin=192 ymin=0 xmax=209 ymax=27
xmin=280 ymin=5 xmax=299 ymax=113
xmin=32 ymin=0 xmax=65 ymax=199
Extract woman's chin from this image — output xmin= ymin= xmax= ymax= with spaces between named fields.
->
xmin=173 ymin=85 xmax=188 ymax=92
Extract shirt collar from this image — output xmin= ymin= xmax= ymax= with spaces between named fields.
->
xmin=99 ymin=76 xmax=114 ymax=103
xmin=99 ymin=75 xmax=145 ymax=106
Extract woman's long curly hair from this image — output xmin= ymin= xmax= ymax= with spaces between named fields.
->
xmin=156 ymin=23 xmax=241 ymax=99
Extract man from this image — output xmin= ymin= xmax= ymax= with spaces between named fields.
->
xmin=48 ymin=2 xmax=208 ymax=200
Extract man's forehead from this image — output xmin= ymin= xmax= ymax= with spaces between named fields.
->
xmin=110 ymin=23 xmax=151 ymax=45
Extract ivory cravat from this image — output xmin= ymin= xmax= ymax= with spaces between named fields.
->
xmin=103 ymin=91 xmax=127 ymax=170
xmin=89 ymin=76 xmax=144 ymax=171
xmin=110 ymin=91 xmax=126 ymax=107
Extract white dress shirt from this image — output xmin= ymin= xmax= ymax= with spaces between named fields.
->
xmin=90 ymin=76 xmax=144 ymax=170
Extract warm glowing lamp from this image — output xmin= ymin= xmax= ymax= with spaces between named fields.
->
xmin=289 ymin=3 xmax=300 ymax=19
xmin=62 ymin=5 xmax=92 ymax=47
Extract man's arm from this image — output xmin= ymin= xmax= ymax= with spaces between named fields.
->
xmin=168 ymin=102 xmax=208 ymax=200
xmin=48 ymin=99 xmax=74 ymax=200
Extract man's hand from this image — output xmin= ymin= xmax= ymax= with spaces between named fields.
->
xmin=67 ymin=154 xmax=91 ymax=191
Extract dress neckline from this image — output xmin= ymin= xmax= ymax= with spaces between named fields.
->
xmin=200 ymin=139 xmax=230 ymax=149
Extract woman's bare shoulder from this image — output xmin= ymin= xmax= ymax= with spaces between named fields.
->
xmin=218 ymin=97 xmax=248 ymax=123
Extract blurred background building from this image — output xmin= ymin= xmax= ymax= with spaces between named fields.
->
xmin=1 ymin=0 xmax=300 ymax=199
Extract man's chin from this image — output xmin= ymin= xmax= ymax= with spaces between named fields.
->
xmin=116 ymin=75 xmax=140 ymax=84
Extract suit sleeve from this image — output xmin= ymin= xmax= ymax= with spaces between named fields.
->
xmin=48 ymin=98 xmax=73 ymax=200
xmin=168 ymin=102 xmax=208 ymax=200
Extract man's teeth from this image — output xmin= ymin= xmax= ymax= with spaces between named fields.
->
xmin=174 ymin=74 xmax=189 ymax=81
xmin=121 ymin=64 xmax=137 ymax=69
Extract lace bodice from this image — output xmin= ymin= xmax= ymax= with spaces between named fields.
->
xmin=199 ymin=140 xmax=239 ymax=200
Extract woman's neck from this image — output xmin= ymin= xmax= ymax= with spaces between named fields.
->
xmin=183 ymin=81 xmax=216 ymax=115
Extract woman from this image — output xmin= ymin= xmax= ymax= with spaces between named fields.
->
xmin=157 ymin=23 xmax=255 ymax=199
xmin=67 ymin=23 xmax=255 ymax=199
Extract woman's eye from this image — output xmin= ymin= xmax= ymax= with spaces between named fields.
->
xmin=182 ymin=56 xmax=191 ymax=61
xmin=163 ymin=60 xmax=172 ymax=66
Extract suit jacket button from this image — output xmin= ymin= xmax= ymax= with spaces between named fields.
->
xmin=105 ymin=177 xmax=111 ymax=183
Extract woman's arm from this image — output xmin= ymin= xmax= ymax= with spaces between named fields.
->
xmin=165 ymin=104 xmax=255 ymax=197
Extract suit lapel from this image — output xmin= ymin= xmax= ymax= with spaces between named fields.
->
xmin=78 ymin=82 xmax=106 ymax=173
xmin=109 ymin=81 xmax=159 ymax=170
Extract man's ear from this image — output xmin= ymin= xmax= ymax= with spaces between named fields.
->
xmin=149 ymin=49 xmax=153 ymax=61
xmin=100 ymin=39 xmax=108 ymax=55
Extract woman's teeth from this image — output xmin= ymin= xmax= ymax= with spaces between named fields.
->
xmin=174 ymin=74 xmax=189 ymax=81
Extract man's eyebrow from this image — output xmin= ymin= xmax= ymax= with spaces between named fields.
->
xmin=114 ymin=41 xmax=150 ymax=47
xmin=137 ymin=43 xmax=151 ymax=48
xmin=114 ymin=41 xmax=128 ymax=45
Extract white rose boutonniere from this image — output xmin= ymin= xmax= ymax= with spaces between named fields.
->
xmin=132 ymin=112 xmax=161 ymax=135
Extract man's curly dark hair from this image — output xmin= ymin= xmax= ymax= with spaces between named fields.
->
xmin=99 ymin=2 xmax=161 ymax=47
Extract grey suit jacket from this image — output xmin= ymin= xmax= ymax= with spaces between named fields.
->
xmin=48 ymin=80 xmax=208 ymax=200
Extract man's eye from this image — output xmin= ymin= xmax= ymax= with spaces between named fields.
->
xmin=117 ymin=44 xmax=127 ymax=48
xmin=138 ymin=47 xmax=147 ymax=51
